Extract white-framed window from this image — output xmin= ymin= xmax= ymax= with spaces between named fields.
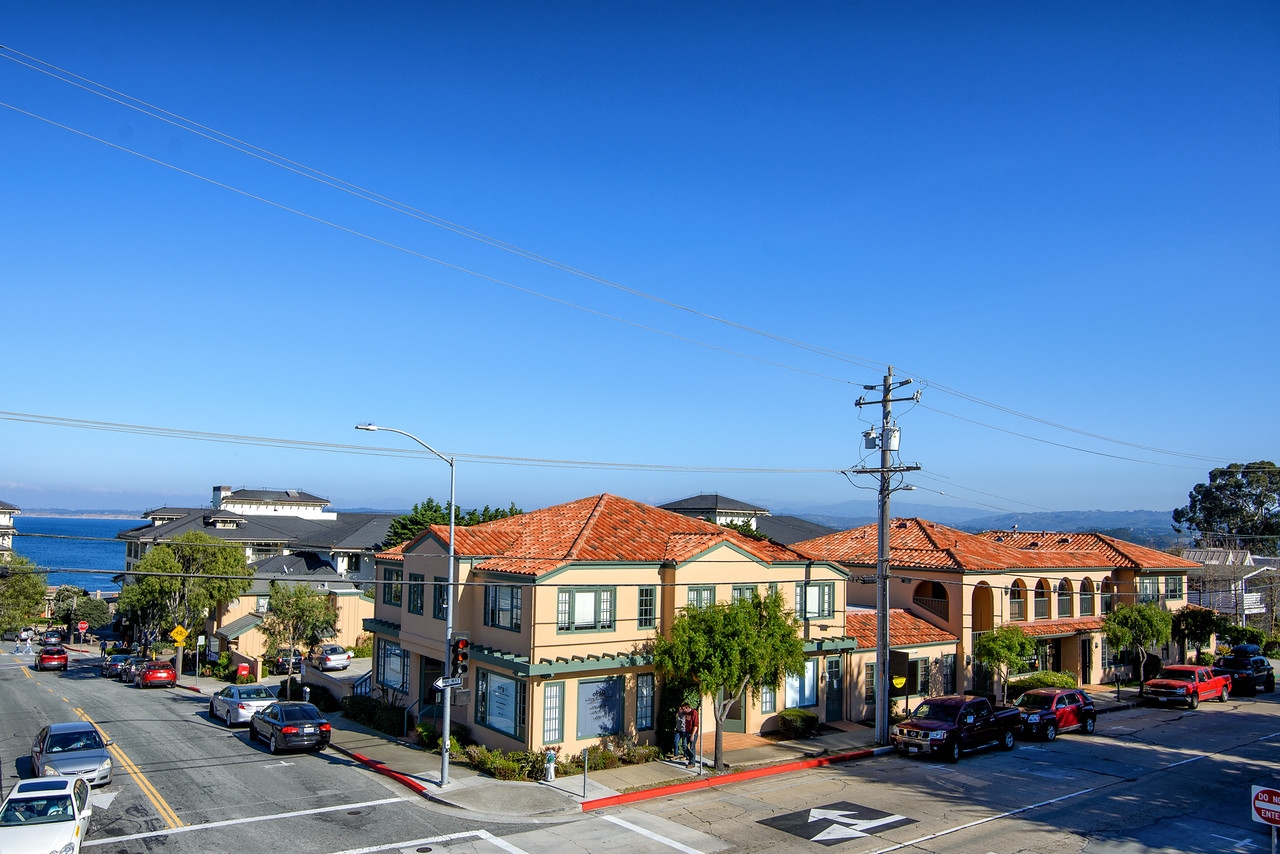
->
xmin=557 ymin=587 xmax=615 ymax=632
xmin=543 ymin=681 xmax=564 ymax=744
xmin=485 ymin=585 xmax=522 ymax=631
xmin=636 ymin=674 xmax=654 ymax=731
xmin=786 ymin=658 xmax=819 ymax=707
xmin=760 ymin=684 xmax=776 ymax=713
xmin=256 ymin=596 xmax=271 ymax=612
xmin=1138 ymin=575 xmax=1159 ymax=603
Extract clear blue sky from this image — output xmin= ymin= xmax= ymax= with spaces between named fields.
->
xmin=1 ymin=3 xmax=1276 ymax=518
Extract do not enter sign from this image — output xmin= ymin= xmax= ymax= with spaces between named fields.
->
xmin=1252 ymin=786 xmax=1280 ymax=827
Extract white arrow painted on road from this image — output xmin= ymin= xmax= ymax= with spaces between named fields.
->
xmin=810 ymin=808 xmax=858 ymax=823
xmin=808 ymin=809 xmax=909 ymax=841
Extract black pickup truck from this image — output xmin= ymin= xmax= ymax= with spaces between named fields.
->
xmin=890 ymin=695 xmax=1021 ymax=762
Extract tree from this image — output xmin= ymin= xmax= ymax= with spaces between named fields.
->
xmin=116 ymin=531 xmax=252 ymax=643
xmin=0 ymin=554 xmax=47 ymax=633
xmin=51 ymin=586 xmax=112 ymax=634
xmin=651 ymin=588 xmax=804 ymax=771
xmin=1103 ymin=602 xmax=1173 ymax=692
xmin=1170 ymin=605 xmax=1227 ymax=663
xmin=972 ymin=624 xmax=1036 ymax=704
xmin=1173 ymin=461 xmax=1280 ymax=556
xmin=384 ymin=499 xmax=522 ymax=547
xmin=258 ymin=581 xmax=338 ymax=699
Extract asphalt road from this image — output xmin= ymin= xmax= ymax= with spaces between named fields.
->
xmin=618 ymin=690 xmax=1280 ymax=853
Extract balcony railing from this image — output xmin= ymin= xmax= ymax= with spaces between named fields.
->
xmin=912 ymin=595 xmax=949 ymax=620
xmin=1034 ymin=597 xmax=1050 ymax=620
xmin=1009 ymin=598 xmax=1026 ymax=621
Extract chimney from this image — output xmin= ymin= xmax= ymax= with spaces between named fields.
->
xmin=213 ymin=486 xmax=232 ymax=509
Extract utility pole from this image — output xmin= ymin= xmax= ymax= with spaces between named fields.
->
xmin=848 ymin=366 xmax=921 ymax=746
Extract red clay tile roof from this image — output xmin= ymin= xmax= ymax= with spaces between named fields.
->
xmin=1016 ymin=616 xmax=1106 ymax=638
xmin=975 ymin=531 xmax=1201 ymax=570
xmin=374 ymin=540 xmax=407 ymax=562
xmin=845 ymin=608 xmax=957 ymax=648
xmin=422 ymin=494 xmax=810 ymax=577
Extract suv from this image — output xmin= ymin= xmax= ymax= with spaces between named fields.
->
xmin=1213 ymin=654 xmax=1275 ymax=694
xmin=1013 ymin=688 xmax=1097 ymax=740
xmin=306 ymin=644 xmax=353 ymax=672
xmin=42 ymin=630 xmax=63 ymax=645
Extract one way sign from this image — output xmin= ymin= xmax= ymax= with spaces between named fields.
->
xmin=758 ymin=801 xmax=915 ymax=846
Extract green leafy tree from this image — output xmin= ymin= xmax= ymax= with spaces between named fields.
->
xmin=972 ymin=624 xmax=1036 ymax=704
xmin=718 ymin=520 xmax=767 ymax=541
xmin=258 ymin=581 xmax=339 ymax=699
xmin=1216 ymin=623 xmax=1267 ymax=650
xmin=1173 ymin=461 xmax=1280 ymax=556
xmin=51 ymin=586 xmax=112 ymax=635
xmin=384 ymin=499 xmax=522 ymax=547
xmin=1171 ymin=605 xmax=1228 ymax=663
xmin=0 ymin=554 xmax=47 ymax=633
xmin=116 ymin=531 xmax=252 ymax=643
xmin=652 ymin=588 xmax=804 ymax=771
xmin=1103 ymin=602 xmax=1173 ymax=693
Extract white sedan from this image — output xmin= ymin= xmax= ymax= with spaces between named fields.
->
xmin=209 ymin=684 xmax=278 ymax=726
xmin=0 ymin=776 xmax=93 ymax=854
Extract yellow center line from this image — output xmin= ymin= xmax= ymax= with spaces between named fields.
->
xmin=73 ymin=708 xmax=184 ymax=828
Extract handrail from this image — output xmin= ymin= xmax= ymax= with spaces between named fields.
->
xmin=402 ymin=697 xmax=423 ymax=739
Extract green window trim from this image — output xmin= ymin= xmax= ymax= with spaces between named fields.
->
xmin=636 ymin=673 xmax=655 ymax=731
xmin=407 ymin=573 xmax=424 ymax=615
xmin=687 ymin=586 xmax=714 ymax=609
xmin=432 ymin=577 xmax=447 ymax=620
xmin=637 ymin=586 xmax=657 ymax=630
xmin=556 ymin=587 xmax=616 ymax=632
xmin=795 ymin=581 xmax=834 ymax=620
xmin=382 ymin=567 xmax=403 ymax=607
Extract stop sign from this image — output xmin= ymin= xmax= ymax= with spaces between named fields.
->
xmin=77 ymin=620 xmax=88 ymax=633
xmin=1253 ymin=786 xmax=1280 ymax=827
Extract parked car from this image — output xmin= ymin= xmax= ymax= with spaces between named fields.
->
xmin=248 ymin=702 xmax=332 ymax=753
xmin=306 ymin=644 xmax=353 ymax=672
xmin=0 ymin=775 xmax=94 ymax=854
xmin=100 ymin=654 xmax=132 ymax=678
xmin=209 ymin=684 xmax=278 ymax=726
xmin=42 ymin=630 xmax=63 ymax=646
xmin=30 ymin=722 xmax=113 ymax=786
xmin=1144 ymin=665 xmax=1231 ymax=708
xmin=890 ymin=695 xmax=1021 ymax=762
xmin=268 ymin=648 xmax=304 ymax=675
xmin=134 ymin=660 xmax=177 ymax=689
xmin=117 ymin=657 xmax=144 ymax=683
xmin=36 ymin=646 xmax=69 ymax=672
xmin=1013 ymin=688 xmax=1097 ymax=740
xmin=1213 ymin=654 xmax=1275 ymax=694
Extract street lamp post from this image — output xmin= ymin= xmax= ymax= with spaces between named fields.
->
xmin=356 ymin=423 xmax=457 ymax=787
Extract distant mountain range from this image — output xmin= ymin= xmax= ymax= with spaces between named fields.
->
xmin=778 ymin=500 xmax=1184 ymax=550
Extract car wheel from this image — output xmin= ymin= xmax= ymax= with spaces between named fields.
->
xmin=1266 ymin=675 xmax=1276 ymax=693
xmin=269 ymin=734 xmax=280 ymax=755
xmin=1001 ymin=729 xmax=1016 ymax=750
xmin=1187 ymin=694 xmax=1199 ymax=710
xmin=313 ymin=742 xmax=326 ymax=752
xmin=1044 ymin=724 xmax=1057 ymax=742
xmin=1083 ymin=716 xmax=1096 ymax=734
xmin=249 ymin=722 xmax=258 ymax=742
xmin=1219 ymin=686 xmax=1229 ymax=703
xmin=945 ymin=739 xmax=961 ymax=763
xmin=209 ymin=700 xmax=217 ymax=720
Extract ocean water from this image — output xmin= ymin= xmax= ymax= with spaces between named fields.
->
xmin=11 ymin=516 xmax=140 ymax=595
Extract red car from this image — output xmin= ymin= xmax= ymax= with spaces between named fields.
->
xmin=134 ymin=660 xmax=177 ymax=688
xmin=1013 ymin=688 xmax=1097 ymax=740
xmin=36 ymin=645 xmax=69 ymax=671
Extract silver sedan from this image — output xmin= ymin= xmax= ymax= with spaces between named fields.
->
xmin=209 ymin=684 xmax=277 ymax=726
xmin=30 ymin=722 xmax=113 ymax=787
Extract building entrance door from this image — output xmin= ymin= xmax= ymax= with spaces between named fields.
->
xmin=825 ymin=658 xmax=843 ymax=721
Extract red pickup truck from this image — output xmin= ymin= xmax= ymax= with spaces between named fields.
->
xmin=1144 ymin=665 xmax=1231 ymax=709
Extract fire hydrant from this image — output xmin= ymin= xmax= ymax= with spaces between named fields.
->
xmin=544 ymin=748 xmax=557 ymax=782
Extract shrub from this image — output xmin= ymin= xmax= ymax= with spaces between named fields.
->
xmin=1006 ymin=671 xmax=1079 ymax=698
xmin=1195 ymin=651 xmax=1217 ymax=666
xmin=415 ymin=720 xmax=472 ymax=752
xmin=349 ymin=633 xmax=373 ymax=659
xmin=778 ymin=707 xmax=820 ymax=739
xmin=275 ymin=677 xmax=341 ymax=711
xmin=341 ymin=692 xmax=406 ymax=736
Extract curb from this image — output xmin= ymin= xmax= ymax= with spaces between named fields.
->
xmin=581 ymin=745 xmax=896 ymax=811
xmin=327 ymin=743 xmax=436 ymax=800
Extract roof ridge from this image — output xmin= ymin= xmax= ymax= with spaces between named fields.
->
xmin=565 ymin=494 xmax=610 ymax=560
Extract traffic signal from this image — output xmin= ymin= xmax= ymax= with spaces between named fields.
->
xmin=449 ymin=633 xmax=470 ymax=679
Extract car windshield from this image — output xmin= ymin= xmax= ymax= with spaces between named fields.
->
xmin=1156 ymin=669 xmax=1194 ymax=682
xmin=1219 ymin=657 xmax=1252 ymax=668
xmin=1014 ymin=693 xmax=1052 ymax=710
xmin=0 ymin=795 xmax=75 ymax=825
xmin=281 ymin=706 xmax=322 ymax=722
xmin=47 ymin=730 xmax=103 ymax=753
xmin=910 ymin=703 xmax=958 ymax=722
xmin=239 ymin=687 xmax=273 ymax=700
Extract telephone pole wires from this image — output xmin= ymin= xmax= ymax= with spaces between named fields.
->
xmin=846 ymin=366 xmax=921 ymax=746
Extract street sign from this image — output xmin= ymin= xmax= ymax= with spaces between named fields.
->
xmin=1253 ymin=786 xmax=1280 ymax=826
xmin=169 ymin=625 xmax=189 ymax=644
xmin=77 ymin=620 xmax=88 ymax=633
xmin=434 ymin=676 xmax=464 ymax=690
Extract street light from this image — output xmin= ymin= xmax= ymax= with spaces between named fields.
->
xmin=356 ymin=422 xmax=457 ymax=787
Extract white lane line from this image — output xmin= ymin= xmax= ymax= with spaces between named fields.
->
xmin=82 ymin=796 xmax=408 ymax=846
xmin=1167 ymin=754 xmax=1207 ymax=768
xmin=602 ymin=814 xmax=705 ymax=854
xmin=325 ymin=829 xmax=530 ymax=854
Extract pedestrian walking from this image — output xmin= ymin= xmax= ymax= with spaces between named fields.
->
xmin=672 ymin=703 xmax=689 ymax=761
xmin=22 ymin=635 xmax=33 ymax=654
xmin=99 ymin=638 xmax=108 ymax=656
xmin=679 ymin=701 xmax=700 ymax=767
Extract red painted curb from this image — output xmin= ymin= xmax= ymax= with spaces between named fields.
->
xmin=332 ymin=746 xmax=432 ymax=797
xmin=581 ymin=747 xmax=877 ymax=811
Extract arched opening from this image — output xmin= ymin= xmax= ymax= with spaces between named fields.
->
xmin=1057 ymin=579 xmax=1074 ymax=618
xmin=1009 ymin=580 xmax=1028 ymax=621
xmin=1080 ymin=578 xmax=1095 ymax=616
xmin=1034 ymin=579 xmax=1052 ymax=620
xmin=971 ymin=582 xmax=994 ymax=634
xmin=1100 ymin=578 xmax=1115 ymax=615
xmin=912 ymin=580 xmax=949 ymax=620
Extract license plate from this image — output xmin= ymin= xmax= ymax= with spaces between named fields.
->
xmin=301 ymin=726 xmax=315 ymax=734
xmin=908 ymin=746 xmax=919 ymax=754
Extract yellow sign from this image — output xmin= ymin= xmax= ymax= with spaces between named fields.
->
xmin=891 ymin=676 xmax=906 ymax=688
xmin=169 ymin=626 xmax=189 ymax=644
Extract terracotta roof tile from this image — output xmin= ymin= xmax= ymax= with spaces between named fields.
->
xmin=975 ymin=531 xmax=1201 ymax=569
xmin=1016 ymin=616 xmax=1107 ymax=638
xmin=427 ymin=494 xmax=809 ymax=577
xmin=845 ymin=608 xmax=957 ymax=648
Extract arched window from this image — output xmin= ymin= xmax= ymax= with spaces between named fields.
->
xmin=1100 ymin=578 xmax=1114 ymax=615
xmin=912 ymin=580 xmax=949 ymax=620
xmin=1034 ymin=579 xmax=1051 ymax=620
xmin=1009 ymin=580 xmax=1027 ymax=621
xmin=1057 ymin=579 xmax=1074 ymax=618
xmin=1080 ymin=578 xmax=1095 ymax=616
